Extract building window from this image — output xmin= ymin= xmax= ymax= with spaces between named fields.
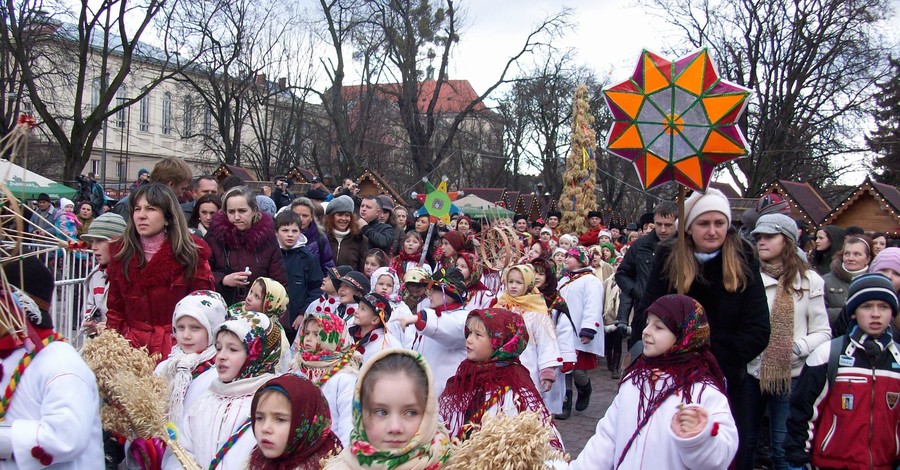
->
xmin=162 ymin=92 xmax=172 ymax=135
xmin=116 ymin=161 xmax=125 ymax=182
xmin=203 ymin=109 xmax=211 ymax=135
xmin=91 ymin=76 xmax=101 ymax=110
xmin=115 ymin=87 xmax=127 ymax=128
xmin=182 ymin=96 xmax=192 ymax=137
xmin=91 ymin=159 xmax=100 ymax=176
xmin=139 ymin=89 xmax=150 ymax=132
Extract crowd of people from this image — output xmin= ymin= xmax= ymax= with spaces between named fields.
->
xmin=2 ymin=159 xmax=900 ymax=469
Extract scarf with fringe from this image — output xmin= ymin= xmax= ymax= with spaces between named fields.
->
xmin=617 ymin=294 xmax=726 ymax=467
xmin=496 ymin=264 xmax=550 ymax=315
xmin=759 ymin=262 xmax=794 ymax=395
xmin=438 ymin=308 xmax=561 ymax=451
xmin=158 ymin=345 xmax=217 ymax=423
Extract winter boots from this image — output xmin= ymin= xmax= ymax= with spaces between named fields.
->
xmin=554 ymin=390 xmax=573 ymax=420
xmin=574 ymin=380 xmax=592 ymax=411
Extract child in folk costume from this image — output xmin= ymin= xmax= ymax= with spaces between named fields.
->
xmin=324 ymin=349 xmax=452 ymax=470
xmin=436 ymin=230 xmax=470 ymax=270
xmin=532 ymin=257 xmax=578 ymax=418
xmin=80 ymin=212 xmax=127 ymax=338
xmin=438 ymin=308 xmax=564 ymax=451
xmin=602 ymin=265 xmax=625 ymax=380
xmin=557 ymin=247 xmax=605 ymax=415
xmin=174 ymin=310 xmax=282 ymax=470
xmin=370 ymin=267 xmax=415 ymax=349
xmin=362 ymin=249 xmax=389 ymax=279
xmin=390 ymin=231 xmax=424 ymax=282
xmin=589 ymin=245 xmax=615 ymax=282
xmin=401 ymin=267 xmax=432 ymax=314
xmin=228 ymin=277 xmax=292 ymax=373
xmin=155 ymin=290 xmax=228 ymax=432
xmin=304 ymin=266 xmax=353 ymax=323
xmin=494 ymin=264 xmax=564 ymax=413
xmin=393 ymin=267 xmax=469 ymax=397
xmin=350 ymin=293 xmax=401 ymax=363
xmin=456 ymin=252 xmax=495 ymax=310
xmin=334 ymin=272 xmax=370 ymax=325
xmin=565 ymin=294 xmax=737 ymax=469
xmin=0 ymin=260 xmax=104 ymax=468
xmin=248 ymin=374 xmax=342 ymax=470
xmin=289 ymin=311 xmax=360 ymax=446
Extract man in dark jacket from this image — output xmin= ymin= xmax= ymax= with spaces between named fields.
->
xmin=357 ymin=195 xmax=395 ymax=252
xmin=270 ymin=177 xmax=294 ymax=209
xmin=615 ymin=201 xmax=677 ymax=349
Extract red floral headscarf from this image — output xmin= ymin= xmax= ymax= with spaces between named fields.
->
xmin=248 ymin=375 xmax=341 ymax=470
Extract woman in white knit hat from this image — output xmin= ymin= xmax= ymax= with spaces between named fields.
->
xmin=635 ymin=187 xmax=770 ymax=470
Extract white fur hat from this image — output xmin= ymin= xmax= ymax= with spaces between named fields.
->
xmin=684 ymin=188 xmax=731 ymax=229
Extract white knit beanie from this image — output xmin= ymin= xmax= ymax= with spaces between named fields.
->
xmin=172 ymin=290 xmax=228 ymax=348
xmin=684 ymin=188 xmax=732 ymax=229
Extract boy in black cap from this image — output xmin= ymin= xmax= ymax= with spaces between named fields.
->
xmin=785 ymin=273 xmax=900 ymax=469
xmin=394 ymin=267 xmax=469 ymax=396
xmin=350 ymin=292 xmax=400 ymax=362
xmin=334 ymin=271 xmax=370 ymax=323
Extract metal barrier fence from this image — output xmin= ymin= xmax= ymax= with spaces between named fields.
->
xmin=20 ymin=242 xmax=94 ymax=346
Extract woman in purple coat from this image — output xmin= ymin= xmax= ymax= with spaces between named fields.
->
xmin=290 ymin=196 xmax=335 ymax=273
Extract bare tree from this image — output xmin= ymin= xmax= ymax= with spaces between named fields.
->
xmin=168 ymin=0 xmax=302 ymax=168
xmin=642 ymin=0 xmax=894 ymax=196
xmin=0 ymin=0 xmax=184 ymax=181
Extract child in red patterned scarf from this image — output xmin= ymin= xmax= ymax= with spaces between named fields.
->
xmin=438 ymin=308 xmax=564 ymax=452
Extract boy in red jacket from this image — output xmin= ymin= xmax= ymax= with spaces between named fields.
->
xmin=784 ymin=273 xmax=900 ymax=469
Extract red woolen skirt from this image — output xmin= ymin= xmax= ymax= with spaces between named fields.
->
xmin=574 ymin=350 xmax=599 ymax=370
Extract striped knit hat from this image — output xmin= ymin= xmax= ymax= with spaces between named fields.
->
xmin=846 ymin=273 xmax=899 ymax=318
xmin=81 ymin=212 xmax=127 ymax=241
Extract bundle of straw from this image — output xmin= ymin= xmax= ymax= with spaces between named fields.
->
xmin=82 ymin=330 xmax=202 ymax=470
xmin=443 ymin=412 xmax=569 ymax=470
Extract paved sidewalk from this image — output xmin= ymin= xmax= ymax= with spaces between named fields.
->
xmin=554 ymin=366 xmax=619 ymax=458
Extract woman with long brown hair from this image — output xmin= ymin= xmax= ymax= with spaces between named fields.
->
xmin=740 ymin=213 xmax=831 ymax=469
xmin=105 ymin=183 xmax=214 ymax=359
xmin=637 ymin=188 xmax=770 ymax=470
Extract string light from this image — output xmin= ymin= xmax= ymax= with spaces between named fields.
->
xmin=821 ymin=177 xmax=900 ymax=237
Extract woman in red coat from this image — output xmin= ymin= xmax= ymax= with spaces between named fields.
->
xmin=106 ymin=183 xmax=214 ymax=359
xmin=205 ymin=186 xmax=288 ymax=305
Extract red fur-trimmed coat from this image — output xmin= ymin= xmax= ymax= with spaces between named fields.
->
xmin=106 ymin=235 xmax=214 ymax=359
xmin=205 ymin=211 xmax=287 ymax=305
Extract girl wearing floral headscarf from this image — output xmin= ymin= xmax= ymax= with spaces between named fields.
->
xmin=228 ymin=277 xmax=292 ymax=373
xmin=438 ymin=308 xmax=563 ymax=451
xmin=155 ymin=290 xmax=228 ymax=431
xmin=289 ymin=311 xmax=361 ymax=446
xmin=177 ymin=310 xmax=283 ymax=470
xmin=249 ymin=374 xmax=342 ymax=470
xmin=494 ymin=264 xmax=564 ymax=414
xmin=324 ymin=348 xmax=452 ymax=470
xmin=567 ymin=294 xmax=737 ymax=469
xmin=455 ymin=252 xmax=495 ymax=310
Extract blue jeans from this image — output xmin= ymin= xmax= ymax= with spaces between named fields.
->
xmin=738 ymin=375 xmax=798 ymax=470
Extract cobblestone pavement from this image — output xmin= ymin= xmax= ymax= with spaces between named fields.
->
xmin=554 ymin=365 xmax=618 ymax=459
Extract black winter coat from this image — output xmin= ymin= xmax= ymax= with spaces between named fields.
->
xmin=280 ymin=241 xmax=324 ymax=334
xmin=361 ymin=220 xmax=395 ymax=252
xmin=636 ymin=236 xmax=771 ymax=389
xmin=615 ymin=230 xmax=661 ymax=335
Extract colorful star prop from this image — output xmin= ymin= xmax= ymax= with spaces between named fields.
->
xmin=415 ymin=177 xmax=459 ymax=225
xmin=603 ymin=48 xmax=751 ymax=191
